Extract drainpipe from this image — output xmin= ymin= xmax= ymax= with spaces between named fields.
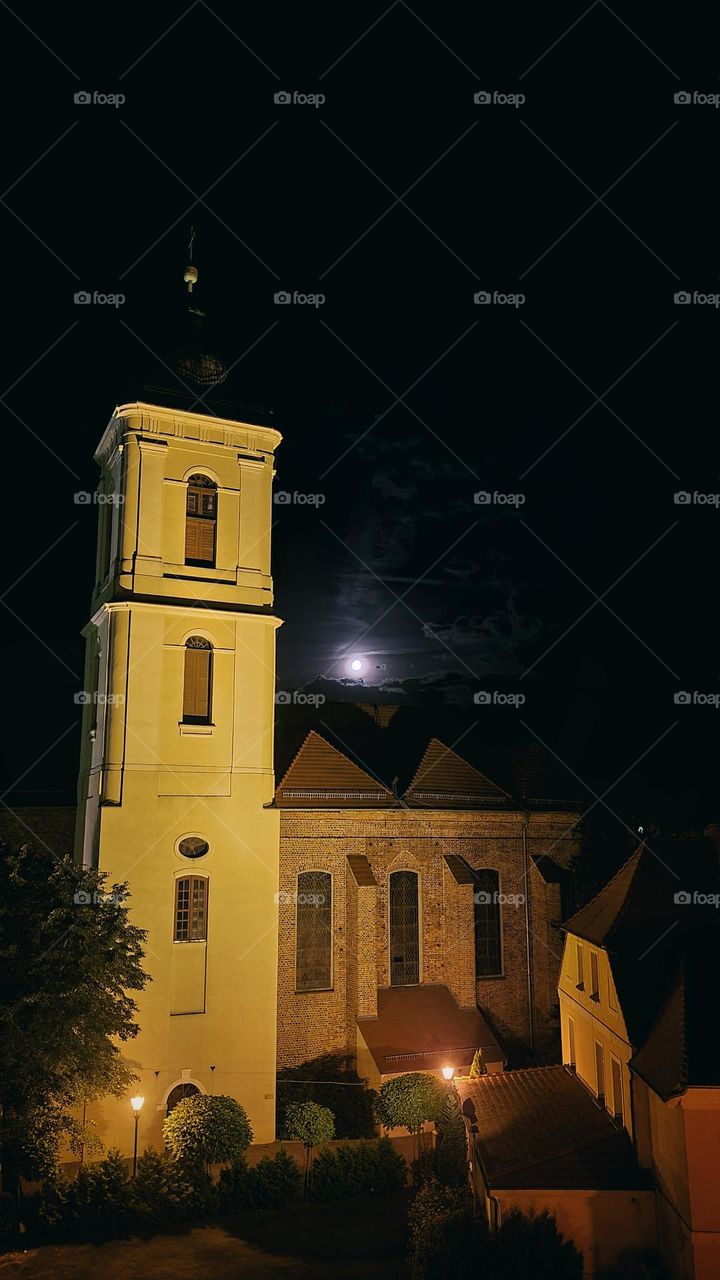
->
xmin=522 ymin=811 xmax=535 ymax=1056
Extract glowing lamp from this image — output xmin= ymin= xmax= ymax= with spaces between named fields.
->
xmin=441 ymin=1066 xmax=454 ymax=1081
xmin=130 ymin=1095 xmax=145 ymax=1113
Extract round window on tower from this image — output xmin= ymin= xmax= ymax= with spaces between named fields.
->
xmin=177 ymin=836 xmax=210 ymax=860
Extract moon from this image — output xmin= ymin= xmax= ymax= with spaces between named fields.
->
xmin=350 ymin=658 xmax=363 ymax=672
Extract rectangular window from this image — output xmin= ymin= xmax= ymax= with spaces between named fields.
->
xmin=611 ymin=1058 xmax=624 ymax=1124
xmin=473 ymin=869 xmax=502 ymax=978
xmin=174 ymin=876 xmax=208 ymax=942
xmin=567 ymin=1017 xmax=576 ymax=1070
xmin=576 ymin=942 xmax=584 ymax=990
xmin=595 ymin=1041 xmax=605 ymax=1104
xmin=590 ymin=951 xmax=600 ymax=1001
xmin=607 ymin=970 xmax=618 ymax=1012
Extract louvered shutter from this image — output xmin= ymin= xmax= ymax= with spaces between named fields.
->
xmin=197 ymin=519 xmax=215 ymax=564
xmin=183 ymin=644 xmax=211 ymax=721
xmin=185 ymin=517 xmax=201 ymax=561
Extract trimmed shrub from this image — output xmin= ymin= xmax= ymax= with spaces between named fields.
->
xmin=375 ymin=1073 xmax=446 ymax=1136
xmin=310 ymin=1137 xmax=407 ymax=1201
xmin=218 ymin=1149 xmax=302 ymax=1213
xmin=133 ymin=1148 xmax=194 ymax=1228
xmin=163 ymin=1095 xmax=253 ymax=1170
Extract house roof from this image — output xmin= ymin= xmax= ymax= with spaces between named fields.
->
xmin=630 ymin=930 xmax=720 ymax=1099
xmin=357 ymin=984 xmax=505 ymax=1077
xmin=404 ymin=739 xmax=509 ymax=808
xmin=456 ymin=1067 xmax=651 ymax=1191
xmin=275 ymin=730 xmax=395 ymax=808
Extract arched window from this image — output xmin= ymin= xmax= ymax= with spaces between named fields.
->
xmin=295 ymin=871 xmax=332 ymax=991
xmin=473 ymin=869 xmax=502 ymax=977
xmin=185 ymin=474 xmax=217 ymax=566
xmin=174 ymin=875 xmax=208 ymax=941
xmin=183 ymin=637 xmax=212 ymax=723
xmin=165 ymin=1082 xmax=200 ymax=1116
xmin=389 ymin=870 xmax=420 ymax=986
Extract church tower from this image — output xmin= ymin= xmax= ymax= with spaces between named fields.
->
xmin=75 ymin=252 xmax=282 ymax=1150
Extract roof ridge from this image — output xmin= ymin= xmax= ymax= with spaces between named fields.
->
xmin=275 ymin=729 xmax=395 ymax=802
xmin=405 ymin=737 xmax=509 ymax=802
xmin=563 ymin=844 xmax=645 ymax=939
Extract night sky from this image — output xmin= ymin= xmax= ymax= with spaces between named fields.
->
xmin=1 ymin=3 xmax=718 ymax=825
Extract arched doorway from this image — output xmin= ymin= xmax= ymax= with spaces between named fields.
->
xmin=165 ymin=1082 xmax=200 ymax=1116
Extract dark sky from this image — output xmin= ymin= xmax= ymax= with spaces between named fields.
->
xmin=1 ymin=2 xmax=718 ymax=825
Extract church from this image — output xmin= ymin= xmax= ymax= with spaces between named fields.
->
xmin=10 ymin=260 xmax=582 ymax=1157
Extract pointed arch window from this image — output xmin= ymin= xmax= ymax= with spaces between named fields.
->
xmin=295 ymin=871 xmax=332 ymax=991
xmin=185 ymin=474 xmax=217 ymax=567
xmin=183 ymin=636 xmax=213 ymax=724
xmin=389 ymin=870 xmax=420 ymax=985
xmin=473 ymin=869 xmax=502 ymax=977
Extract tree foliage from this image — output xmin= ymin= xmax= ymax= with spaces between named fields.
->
xmin=162 ymin=1094 xmax=253 ymax=1169
xmin=375 ymin=1072 xmax=446 ymax=1135
xmin=469 ymin=1049 xmax=487 ymax=1078
xmin=0 ymin=841 xmax=148 ymax=1194
xmin=276 ymin=1053 xmax=376 ymax=1138
xmin=284 ymin=1100 xmax=335 ymax=1149
xmin=434 ymin=1090 xmax=467 ymax=1187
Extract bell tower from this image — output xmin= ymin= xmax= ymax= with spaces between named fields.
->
xmin=75 ymin=250 xmax=282 ymax=1149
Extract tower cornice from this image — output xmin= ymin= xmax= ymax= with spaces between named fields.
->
xmin=96 ymin=401 xmax=282 ymax=467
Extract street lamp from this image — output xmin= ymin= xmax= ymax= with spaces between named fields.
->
xmin=442 ymin=1066 xmax=454 ymax=1081
xmin=130 ymin=1095 xmax=144 ymax=1177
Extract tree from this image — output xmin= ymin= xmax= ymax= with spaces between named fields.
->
xmin=493 ymin=1208 xmax=583 ymax=1279
xmin=434 ymin=1089 xmax=468 ymax=1187
xmin=284 ymin=1100 xmax=335 ymax=1197
xmin=276 ymin=1052 xmax=376 ymax=1138
xmin=469 ymin=1049 xmax=487 ymax=1078
xmin=162 ymin=1095 xmax=253 ymax=1172
xmin=0 ymin=841 xmax=148 ymax=1199
xmin=375 ymin=1072 xmax=446 ymax=1172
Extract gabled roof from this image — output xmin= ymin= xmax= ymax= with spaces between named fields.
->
xmin=630 ymin=930 xmax=720 ymax=1099
xmin=275 ymin=730 xmax=395 ymax=808
xmin=456 ymin=1067 xmax=651 ymax=1191
xmin=404 ymin=739 xmax=509 ymax=808
xmin=357 ymin=984 xmax=505 ymax=1076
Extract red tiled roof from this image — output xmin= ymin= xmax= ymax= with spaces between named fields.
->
xmin=456 ymin=1067 xmax=650 ymax=1191
xmin=404 ymin=739 xmax=509 ymax=808
xmin=357 ymin=984 xmax=505 ymax=1076
xmin=275 ymin=731 xmax=395 ymax=808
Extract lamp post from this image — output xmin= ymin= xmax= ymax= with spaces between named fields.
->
xmin=130 ymin=1095 xmax=144 ymax=1177
xmin=441 ymin=1065 xmax=454 ymax=1081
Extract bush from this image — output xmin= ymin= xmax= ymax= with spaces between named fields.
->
xmin=162 ymin=1095 xmax=253 ymax=1170
xmin=0 ymin=1191 xmax=19 ymax=1243
xmin=407 ymin=1177 xmax=476 ymax=1280
xmin=133 ymin=1148 xmax=194 ymax=1229
xmin=277 ymin=1054 xmax=377 ymax=1139
xmin=284 ymin=1100 xmax=335 ymax=1148
xmin=310 ymin=1136 xmax=407 ymax=1201
xmin=218 ymin=1149 xmax=302 ymax=1213
xmin=434 ymin=1091 xmax=467 ymax=1188
xmin=493 ymin=1208 xmax=583 ymax=1279
xmin=65 ymin=1149 xmax=134 ymax=1237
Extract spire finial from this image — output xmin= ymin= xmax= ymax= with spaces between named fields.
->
xmin=183 ymin=227 xmax=198 ymax=293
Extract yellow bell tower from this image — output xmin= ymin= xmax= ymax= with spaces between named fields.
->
xmin=75 ymin=272 xmax=282 ymax=1149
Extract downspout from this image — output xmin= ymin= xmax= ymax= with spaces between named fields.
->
xmin=522 ymin=811 xmax=535 ymax=1055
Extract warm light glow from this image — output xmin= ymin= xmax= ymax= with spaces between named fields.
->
xmin=130 ymin=1095 xmax=145 ymax=1113
xmin=350 ymin=658 xmax=363 ymax=672
xmin=442 ymin=1066 xmax=454 ymax=1081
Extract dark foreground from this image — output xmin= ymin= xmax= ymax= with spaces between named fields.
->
xmin=0 ymin=1194 xmax=410 ymax=1280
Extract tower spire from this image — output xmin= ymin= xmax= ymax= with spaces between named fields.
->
xmin=183 ymin=226 xmax=198 ymax=294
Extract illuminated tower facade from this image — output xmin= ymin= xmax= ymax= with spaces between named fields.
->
xmin=75 ymin=264 xmax=282 ymax=1149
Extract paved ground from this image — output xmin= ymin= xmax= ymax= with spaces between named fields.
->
xmin=0 ymin=1195 xmax=410 ymax=1280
